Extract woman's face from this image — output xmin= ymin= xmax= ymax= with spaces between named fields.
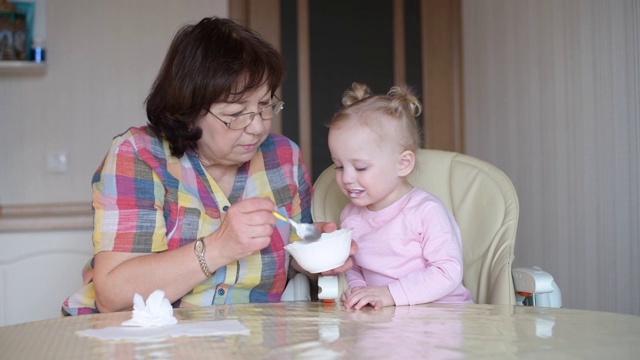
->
xmin=197 ymin=84 xmax=273 ymax=167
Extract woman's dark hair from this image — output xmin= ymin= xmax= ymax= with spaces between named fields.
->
xmin=146 ymin=17 xmax=286 ymax=157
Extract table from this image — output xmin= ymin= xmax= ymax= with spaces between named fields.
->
xmin=1 ymin=302 xmax=639 ymax=359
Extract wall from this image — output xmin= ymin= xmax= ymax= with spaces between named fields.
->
xmin=0 ymin=0 xmax=227 ymax=205
xmin=0 ymin=0 xmax=227 ymax=325
xmin=463 ymin=0 xmax=639 ymax=314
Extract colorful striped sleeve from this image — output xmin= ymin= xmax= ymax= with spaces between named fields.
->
xmin=92 ymin=128 xmax=169 ymax=254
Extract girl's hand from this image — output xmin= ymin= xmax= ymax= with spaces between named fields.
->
xmin=341 ymin=285 xmax=394 ymax=310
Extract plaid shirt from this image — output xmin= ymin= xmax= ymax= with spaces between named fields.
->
xmin=63 ymin=126 xmax=312 ymax=315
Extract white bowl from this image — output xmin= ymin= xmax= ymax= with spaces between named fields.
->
xmin=285 ymin=228 xmax=353 ymax=274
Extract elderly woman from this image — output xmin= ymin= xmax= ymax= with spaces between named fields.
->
xmin=63 ymin=17 xmax=353 ymax=315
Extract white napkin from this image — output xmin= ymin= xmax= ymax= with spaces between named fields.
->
xmin=121 ymin=290 xmax=178 ymax=327
xmin=76 ymin=320 xmax=250 ymax=341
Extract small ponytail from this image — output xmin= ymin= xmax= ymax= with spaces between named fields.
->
xmin=387 ymin=85 xmax=422 ymax=118
xmin=341 ymin=82 xmax=373 ymax=106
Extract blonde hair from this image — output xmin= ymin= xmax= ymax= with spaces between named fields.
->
xmin=330 ymin=82 xmax=423 ymax=151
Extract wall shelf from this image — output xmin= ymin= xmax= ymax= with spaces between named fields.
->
xmin=0 ymin=61 xmax=46 ymax=75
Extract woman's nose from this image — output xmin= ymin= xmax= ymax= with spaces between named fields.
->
xmin=245 ymin=113 xmax=268 ymax=134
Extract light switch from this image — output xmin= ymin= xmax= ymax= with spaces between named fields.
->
xmin=47 ymin=150 xmax=69 ymax=173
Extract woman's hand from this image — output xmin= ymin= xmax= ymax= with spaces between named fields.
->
xmin=209 ymin=197 xmax=277 ymax=265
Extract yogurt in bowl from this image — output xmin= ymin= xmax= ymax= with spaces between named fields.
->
xmin=285 ymin=228 xmax=353 ymax=274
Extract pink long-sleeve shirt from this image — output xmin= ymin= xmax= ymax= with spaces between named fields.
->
xmin=341 ymin=187 xmax=473 ymax=305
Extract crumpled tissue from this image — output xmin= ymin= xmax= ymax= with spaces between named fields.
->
xmin=121 ymin=290 xmax=178 ymax=327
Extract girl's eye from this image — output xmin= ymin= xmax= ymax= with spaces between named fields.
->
xmin=334 ymin=165 xmax=343 ymax=170
xmin=356 ymin=167 xmax=367 ymax=172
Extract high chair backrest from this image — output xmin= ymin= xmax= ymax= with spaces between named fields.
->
xmin=311 ymin=149 xmax=518 ymax=305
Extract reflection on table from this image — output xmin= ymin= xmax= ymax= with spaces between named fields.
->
xmin=1 ymin=302 xmax=639 ymax=359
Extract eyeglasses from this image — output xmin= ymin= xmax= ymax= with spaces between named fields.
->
xmin=206 ymin=101 xmax=285 ymax=130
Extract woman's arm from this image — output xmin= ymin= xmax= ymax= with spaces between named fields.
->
xmin=93 ymin=197 xmax=277 ymax=313
xmin=93 ymin=247 xmax=202 ymax=312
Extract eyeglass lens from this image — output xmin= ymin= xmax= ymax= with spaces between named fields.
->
xmin=229 ymin=102 xmax=283 ymax=129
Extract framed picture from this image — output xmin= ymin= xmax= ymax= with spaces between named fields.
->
xmin=0 ymin=1 xmax=33 ymax=61
xmin=0 ymin=8 xmax=15 ymax=60
xmin=13 ymin=1 xmax=34 ymax=60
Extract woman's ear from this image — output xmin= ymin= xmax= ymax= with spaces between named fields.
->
xmin=397 ymin=150 xmax=415 ymax=177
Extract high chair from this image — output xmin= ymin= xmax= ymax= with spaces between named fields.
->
xmin=282 ymin=149 xmax=561 ymax=307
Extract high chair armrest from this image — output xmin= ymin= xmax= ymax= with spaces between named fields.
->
xmin=512 ymin=266 xmax=562 ymax=308
xmin=512 ymin=266 xmax=555 ymax=293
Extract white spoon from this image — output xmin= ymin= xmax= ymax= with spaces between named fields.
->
xmin=273 ymin=212 xmax=322 ymax=242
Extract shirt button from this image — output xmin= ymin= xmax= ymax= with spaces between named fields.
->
xmin=217 ymin=288 xmax=225 ymax=296
xmin=222 ymin=205 xmax=229 ymax=211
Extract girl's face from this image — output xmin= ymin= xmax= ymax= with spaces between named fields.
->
xmin=328 ymin=116 xmax=413 ymax=211
xmin=196 ymin=84 xmax=273 ymax=167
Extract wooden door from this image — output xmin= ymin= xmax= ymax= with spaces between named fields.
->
xmin=230 ymin=0 xmax=462 ymax=179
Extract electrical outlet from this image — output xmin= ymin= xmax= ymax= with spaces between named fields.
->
xmin=47 ymin=150 xmax=69 ymax=173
